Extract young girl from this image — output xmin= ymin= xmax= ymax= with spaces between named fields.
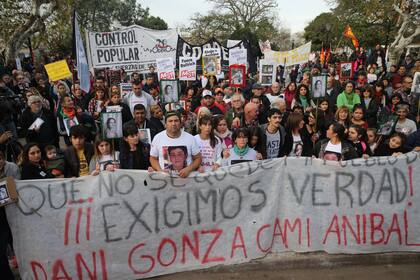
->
xmin=89 ymin=137 xmax=120 ymax=175
xmin=374 ymin=133 xmax=406 ymax=157
xmin=347 ymin=124 xmax=372 ymax=158
xmin=213 ymin=115 xmax=233 ymax=149
xmin=360 ymin=86 xmax=379 ymax=128
xmin=350 ymin=105 xmax=368 ymax=129
xmin=366 ymin=128 xmax=378 ymax=153
xmin=248 ymin=126 xmax=265 ymax=160
xmin=291 ymin=84 xmax=315 ymax=112
xmin=194 ymin=115 xmax=222 ymax=172
xmin=335 ymin=106 xmax=350 ymax=129
xmin=88 ymin=86 xmax=108 ymax=121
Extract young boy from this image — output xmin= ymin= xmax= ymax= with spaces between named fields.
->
xmin=44 ymin=145 xmax=65 ymax=178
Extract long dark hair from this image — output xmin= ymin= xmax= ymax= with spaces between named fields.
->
xmin=19 ymin=142 xmax=41 ymax=165
xmin=198 ymin=115 xmax=218 ymax=148
xmin=295 ymin=84 xmax=311 ymax=103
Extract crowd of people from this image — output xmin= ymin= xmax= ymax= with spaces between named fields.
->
xmin=0 ymin=44 xmax=419 ymax=278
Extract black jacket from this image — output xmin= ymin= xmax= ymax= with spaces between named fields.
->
xmin=314 ymin=139 xmax=358 ymax=161
xmin=283 ymin=128 xmax=313 ymax=157
xmin=260 ymin=123 xmax=286 ymax=158
xmin=21 ymin=162 xmax=54 ymax=180
xmin=360 ymin=98 xmax=379 ymax=128
xmin=119 ymin=142 xmax=150 ymax=170
xmin=19 ymin=108 xmax=59 ymax=148
xmin=63 ymin=143 xmax=94 ymax=178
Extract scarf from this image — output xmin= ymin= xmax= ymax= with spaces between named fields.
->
xmin=62 ymin=107 xmax=76 ymax=119
xmin=299 ymin=95 xmax=308 ymax=109
xmin=233 ymin=145 xmax=249 ymax=157
xmin=214 ymin=129 xmax=232 ymax=140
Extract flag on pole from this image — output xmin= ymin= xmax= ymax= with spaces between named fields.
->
xmin=73 ymin=11 xmax=90 ymax=93
xmin=343 ymin=25 xmax=359 ymax=48
xmin=320 ymin=47 xmax=325 ymax=65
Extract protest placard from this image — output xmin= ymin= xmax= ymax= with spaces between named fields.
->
xmin=44 ymin=60 xmax=72 ymax=81
xmin=7 ymin=153 xmax=420 ymax=279
xmin=229 ymin=49 xmax=247 ymax=66
xmin=263 ymin=42 xmax=312 ymax=66
xmin=259 ymin=60 xmax=276 ymax=86
xmin=87 ymin=25 xmax=178 ymax=73
xmin=156 ymin=57 xmax=175 ymax=80
xmin=179 ymin=57 xmax=197 ymax=81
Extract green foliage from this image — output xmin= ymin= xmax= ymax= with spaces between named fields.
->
xmin=0 ymin=0 xmax=168 ymax=60
xmin=304 ymin=0 xmax=398 ymax=50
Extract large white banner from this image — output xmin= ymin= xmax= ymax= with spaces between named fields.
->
xmin=87 ymin=25 xmax=178 ymax=73
xmin=7 ymin=153 xmax=420 ymax=279
xmin=264 ymin=42 xmax=312 ymax=66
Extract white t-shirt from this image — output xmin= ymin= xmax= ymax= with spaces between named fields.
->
xmin=395 ymin=119 xmax=417 ymax=136
xmin=324 ymin=141 xmax=342 ymax=161
xmin=125 ymin=91 xmax=154 ymax=118
xmin=194 ymin=135 xmax=223 ymax=171
xmin=289 ymin=134 xmax=303 ymax=157
xmin=151 ymin=130 xmax=200 ymax=171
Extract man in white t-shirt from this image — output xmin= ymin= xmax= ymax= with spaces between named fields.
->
xmin=123 ymin=80 xmax=155 ymax=118
xmin=150 ymin=111 xmax=201 ymax=177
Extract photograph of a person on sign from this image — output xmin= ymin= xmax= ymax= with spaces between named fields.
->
xmin=340 ymin=62 xmax=352 ymax=80
xmin=229 ymin=64 xmax=246 ymax=87
xmin=203 ymin=56 xmax=219 ymax=76
xmin=0 ymin=184 xmax=10 ymax=204
xmin=311 ymin=75 xmax=327 ymax=98
xmin=102 ymin=112 xmax=123 ymax=139
xmin=262 ymin=65 xmax=274 ymax=74
xmin=160 ymin=80 xmax=179 ymax=103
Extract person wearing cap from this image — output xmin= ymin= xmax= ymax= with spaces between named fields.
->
xmin=150 ymin=111 xmax=201 ymax=178
xmin=19 ymin=95 xmax=59 ymax=149
xmin=194 ymin=89 xmax=225 ymax=116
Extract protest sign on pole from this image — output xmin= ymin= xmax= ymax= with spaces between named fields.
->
xmin=179 ymin=57 xmax=197 ymax=81
xmin=44 ymin=60 xmax=72 ymax=81
xmin=7 ymin=153 xmax=420 ymax=279
xmin=87 ymin=25 xmax=178 ymax=73
xmin=156 ymin=57 xmax=175 ymax=80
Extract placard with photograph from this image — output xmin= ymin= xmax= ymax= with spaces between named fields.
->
xmin=229 ymin=64 xmax=246 ymax=88
xmin=163 ymin=145 xmax=188 ymax=175
xmin=160 ymin=79 xmax=179 ymax=103
xmin=202 ymin=55 xmax=221 ymax=76
xmin=311 ymin=75 xmax=327 ymax=98
xmin=101 ymin=112 xmax=123 ymax=139
xmin=138 ymin=128 xmax=151 ymax=145
xmin=339 ymin=62 xmax=353 ymax=81
xmin=412 ymin=72 xmax=420 ymax=94
xmin=63 ymin=117 xmax=79 ymax=136
xmin=0 ymin=177 xmax=18 ymax=207
xmin=259 ymin=60 xmax=276 ymax=86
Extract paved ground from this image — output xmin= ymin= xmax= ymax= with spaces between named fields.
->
xmin=156 ymin=264 xmax=420 ymax=280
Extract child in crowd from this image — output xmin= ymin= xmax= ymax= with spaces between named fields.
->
xmin=248 ymin=126 xmax=265 ymax=160
xmin=213 ymin=115 xmax=233 ymax=149
xmin=89 ymin=137 xmax=119 ymax=175
xmin=366 ymin=128 xmax=379 ymax=153
xmin=374 ymin=133 xmax=406 ymax=157
xmin=44 ymin=145 xmax=65 ymax=178
xmin=350 ymin=105 xmax=368 ymax=129
xmin=347 ymin=124 xmax=372 ymax=158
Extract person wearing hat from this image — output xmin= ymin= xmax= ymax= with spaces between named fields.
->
xmin=194 ymin=89 xmax=224 ymax=116
xmin=19 ymin=95 xmax=59 ymax=149
xmin=251 ymin=83 xmax=271 ymax=124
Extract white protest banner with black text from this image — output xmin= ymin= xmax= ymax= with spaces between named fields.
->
xmin=7 ymin=153 xmax=420 ymax=279
xmin=87 ymin=25 xmax=178 ymax=73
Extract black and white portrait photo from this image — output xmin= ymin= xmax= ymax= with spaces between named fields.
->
xmin=160 ymin=80 xmax=179 ymax=103
xmin=102 ymin=112 xmax=123 ymax=139
xmin=311 ymin=75 xmax=327 ymax=98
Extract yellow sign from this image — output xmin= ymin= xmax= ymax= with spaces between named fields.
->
xmin=264 ymin=42 xmax=312 ymax=66
xmin=44 ymin=60 xmax=72 ymax=81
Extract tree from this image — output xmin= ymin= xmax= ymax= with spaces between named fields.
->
xmin=388 ymin=1 xmax=420 ymax=65
xmin=0 ymin=0 xmax=168 ymax=65
xmin=304 ymin=0 xmax=401 ymax=50
xmin=1 ymin=0 xmax=61 ymax=65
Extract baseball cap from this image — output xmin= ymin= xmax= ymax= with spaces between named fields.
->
xmin=252 ymin=83 xmax=263 ymax=89
xmin=202 ymin=89 xmax=214 ymax=98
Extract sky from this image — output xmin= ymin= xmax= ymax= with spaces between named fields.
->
xmin=140 ymin=0 xmax=332 ymax=33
